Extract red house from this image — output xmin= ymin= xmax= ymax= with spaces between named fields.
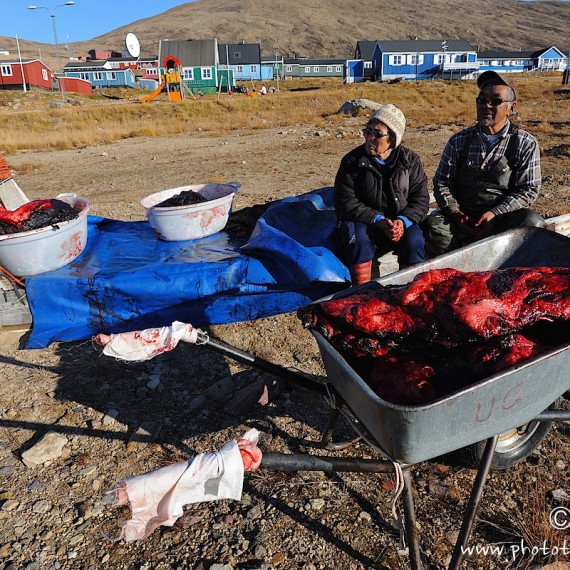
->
xmin=0 ymin=59 xmax=52 ymax=90
xmin=58 ymin=76 xmax=92 ymax=95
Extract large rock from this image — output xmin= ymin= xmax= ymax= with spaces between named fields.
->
xmin=21 ymin=432 xmax=68 ymax=468
xmin=337 ymin=98 xmax=383 ymax=115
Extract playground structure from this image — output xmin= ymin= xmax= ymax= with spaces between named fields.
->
xmin=140 ymin=56 xmax=193 ymax=103
xmin=140 ymin=55 xmax=237 ymax=103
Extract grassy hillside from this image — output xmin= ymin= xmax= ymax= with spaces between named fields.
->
xmin=2 ymin=0 xmax=569 ymax=67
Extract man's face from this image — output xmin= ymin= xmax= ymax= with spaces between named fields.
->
xmin=476 ymin=84 xmax=516 ymax=134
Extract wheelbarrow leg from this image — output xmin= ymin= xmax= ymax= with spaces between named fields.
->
xmin=448 ymin=435 xmax=499 ymax=570
xmin=402 ymin=468 xmax=423 ymax=570
xmin=321 ymin=406 xmax=341 ymax=447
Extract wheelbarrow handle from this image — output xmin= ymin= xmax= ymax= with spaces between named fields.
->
xmin=202 ymin=334 xmax=328 ymax=396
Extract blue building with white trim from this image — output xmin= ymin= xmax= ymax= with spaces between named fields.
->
xmin=372 ymin=39 xmax=478 ymax=81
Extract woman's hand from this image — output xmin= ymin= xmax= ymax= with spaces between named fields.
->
xmin=375 ymin=218 xmax=404 ymax=242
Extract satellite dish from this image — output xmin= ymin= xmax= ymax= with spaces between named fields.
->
xmin=125 ymin=33 xmax=141 ymax=58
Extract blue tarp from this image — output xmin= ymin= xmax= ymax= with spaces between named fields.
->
xmin=25 ymin=187 xmax=350 ymax=348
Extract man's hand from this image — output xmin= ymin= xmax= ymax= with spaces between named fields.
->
xmin=473 ymin=211 xmax=496 ymax=239
xmin=450 ymin=212 xmax=478 ymax=237
xmin=375 ymin=218 xmax=404 ymax=242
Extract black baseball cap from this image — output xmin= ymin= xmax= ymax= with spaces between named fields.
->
xmin=477 ymin=71 xmax=518 ymax=100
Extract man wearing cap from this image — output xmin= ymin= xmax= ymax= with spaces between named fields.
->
xmin=424 ymin=70 xmax=544 ymax=257
xmin=334 ymin=104 xmax=430 ymax=285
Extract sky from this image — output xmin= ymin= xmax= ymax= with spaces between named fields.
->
xmin=0 ymin=1 xmax=191 ymax=44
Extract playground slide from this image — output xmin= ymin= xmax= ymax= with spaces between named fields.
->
xmin=140 ymin=81 xmax=166 ymax=103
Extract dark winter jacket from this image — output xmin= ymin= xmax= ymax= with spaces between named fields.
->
xmin=334 ymin=144 xmax=429 ymax=225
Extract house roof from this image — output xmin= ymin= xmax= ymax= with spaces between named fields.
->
xmin=0 ymin=58 xmax=44 ymax=65
xmin=378 ymin=39 xmax=475 ymax=52
xmin=283 ymin=58 xmax=345 ymax=65
xmin=477 ymin=50 xmax=535 ymax=59
xmin=159 ymin=39 xmax=217 ymax=67
xmin=63 ymin=60 xmax=108 ymax=70
xmin=107 ymin=56 xmax=140 ymax=63
xmin=218 ymin=43 xmax=261 ymax=65
xmin=356 ymin=41 xmax=378 ymax=61
xmin=261 ymin=55 xmax=284 ymax=63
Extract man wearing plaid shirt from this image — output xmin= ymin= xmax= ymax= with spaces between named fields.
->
xmin=423 ymin=70 xmax=544 ymax=257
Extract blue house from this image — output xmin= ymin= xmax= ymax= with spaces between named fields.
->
xmin=372 ymin=39 xmax=478 ymax=81
xmin=344 ymin=59 xmax=365 ymax=84
xmin=354 ymin=40 xmax=378 ymax=81
xmin=62 ymin=60 xmax=136 ymax=88
xmin=261 ymin=55 xmax=284 ymax=81
xmin=218 ymin=43 xmax=262 ymax=82
xmin=478 ymin=46 xmax=568 ymax=74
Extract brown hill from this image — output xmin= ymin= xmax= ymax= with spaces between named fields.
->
xmin=2 ymin=0 xmax=570 ymax=66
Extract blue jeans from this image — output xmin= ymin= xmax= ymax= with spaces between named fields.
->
xmin=337 ymin=220 xmax=425 ymax=265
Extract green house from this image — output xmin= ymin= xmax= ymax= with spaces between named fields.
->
xmin=158 ymin=39 xmax=234 ymax=95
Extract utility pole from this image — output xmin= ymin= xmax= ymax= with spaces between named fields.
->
xmin=28 ymin=2 xmax=75 ymax=102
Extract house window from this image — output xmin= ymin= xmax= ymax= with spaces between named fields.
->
xmin=106 ymin=72 xmax=116 ymax=80
xmin=148 ymin=68 xmax=158 ymax=76
xmin=409 ymin=54 xmax=424 ymax=65
xmin=390 ymin=55 xmax=403 ymax=65
xmin=80 ymin=72 xmax=89 ymax=80
xmin=336 ymin=65 xmax=342 ymax=73
xmin=286 ymin=65 xmax=292 ymax=72
xmin=327 ymin=66 xmax=333 ymax=73
xmin=250 ymin=65 xmax=255 ymax=73
xmin=42 ymin=69 xmax=48 ymax=81
xmin=313 ymin=66 xmax=319 ymax=73
xmin=233 ymin=52 xmax=241 ymax=59
xmin=1 ymin=64 xmax=13 ymax=76
xmin=201 ymin=68 xmax=212 ymax=80
xmin=305 ymin=66 xmax=311 ymax=73
xmin=364 ymin=62 xmax=372 ymax=69
xmin=94 ymin=72 xmax=103 ymax=80
xmin=111 ymin=62 xmax=120 ymax=68
xmin=236 ymin=65 xmax=244 ymax=74
xmin=182 ymin=68 xmax=193 ymax=80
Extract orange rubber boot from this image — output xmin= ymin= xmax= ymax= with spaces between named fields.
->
xmin=349 ymin=261 xmax=372 ymax=285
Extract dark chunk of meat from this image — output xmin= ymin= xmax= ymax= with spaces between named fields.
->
xmin=369 ymin=355 xmax=437 ymax=405
xmin=155 ymin=191 xmax=208 ymax=208
xmin=0 ymin=199 xmax=78 ymax=235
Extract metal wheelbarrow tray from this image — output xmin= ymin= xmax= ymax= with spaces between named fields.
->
xmin=311 ymin=227 xmax=570 ymax=465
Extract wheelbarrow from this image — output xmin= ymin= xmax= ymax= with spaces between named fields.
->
xmin=97 ymin=227 xmax=570 ymax=568
xmin=262 ymin=226 xmax=570 ymax=569
xmin=180 ymin=227 xmax=570 ymax=569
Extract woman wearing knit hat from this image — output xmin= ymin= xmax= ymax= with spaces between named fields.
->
xmin=334 ymin=103 xmax=430 ymax=284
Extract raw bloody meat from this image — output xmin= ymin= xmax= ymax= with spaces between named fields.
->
xmin=0 ymin=199 xmax=78 ymax=235
xmin=298 ymin=267 xmax=570 ymax=404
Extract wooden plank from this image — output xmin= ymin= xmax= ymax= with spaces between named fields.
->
xmin=545 ymin=213 xmax=570 ymax=236
xmin=0 ymin=277 xmax=32 ymax=330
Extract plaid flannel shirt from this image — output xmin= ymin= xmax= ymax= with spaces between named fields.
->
xmin=433 ymin=121 xmax=541 ymax=217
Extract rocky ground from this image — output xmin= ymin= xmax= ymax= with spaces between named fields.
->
xmin=1 ymin=110 xmax=570 ymax=570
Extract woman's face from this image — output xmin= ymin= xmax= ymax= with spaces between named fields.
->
xmin=363 ymin=121 xmax=392 ymax=158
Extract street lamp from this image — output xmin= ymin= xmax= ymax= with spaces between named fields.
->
xmin=28 ymin=1 xmax=74 ymax=97
xmin=273 ymin=48 xmax=281 ymax=92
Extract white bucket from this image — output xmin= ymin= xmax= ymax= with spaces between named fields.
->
xmin=0 ymin=195 xmax=91 ymax=277
xmin=140 ymin=183 xmax=239 ymax=242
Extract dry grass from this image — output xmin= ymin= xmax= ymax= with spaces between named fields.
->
xmin=0 ymin=74 xmax=567 ymax=155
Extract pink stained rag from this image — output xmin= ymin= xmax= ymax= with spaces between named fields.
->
xmin=109 ymin=429 xmax=261 ymax=541
xmin=93 ymin=321 xmax=200 ymax=362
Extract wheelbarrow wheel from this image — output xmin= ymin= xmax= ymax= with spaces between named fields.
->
xmin=460 ymin=399 xmax=560 ymax=471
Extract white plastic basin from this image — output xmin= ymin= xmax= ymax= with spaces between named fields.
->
xmin=0 ymin=195 xmax=90 ymax=278
xmin=140 ymin=183 xmax=239 ymax=242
